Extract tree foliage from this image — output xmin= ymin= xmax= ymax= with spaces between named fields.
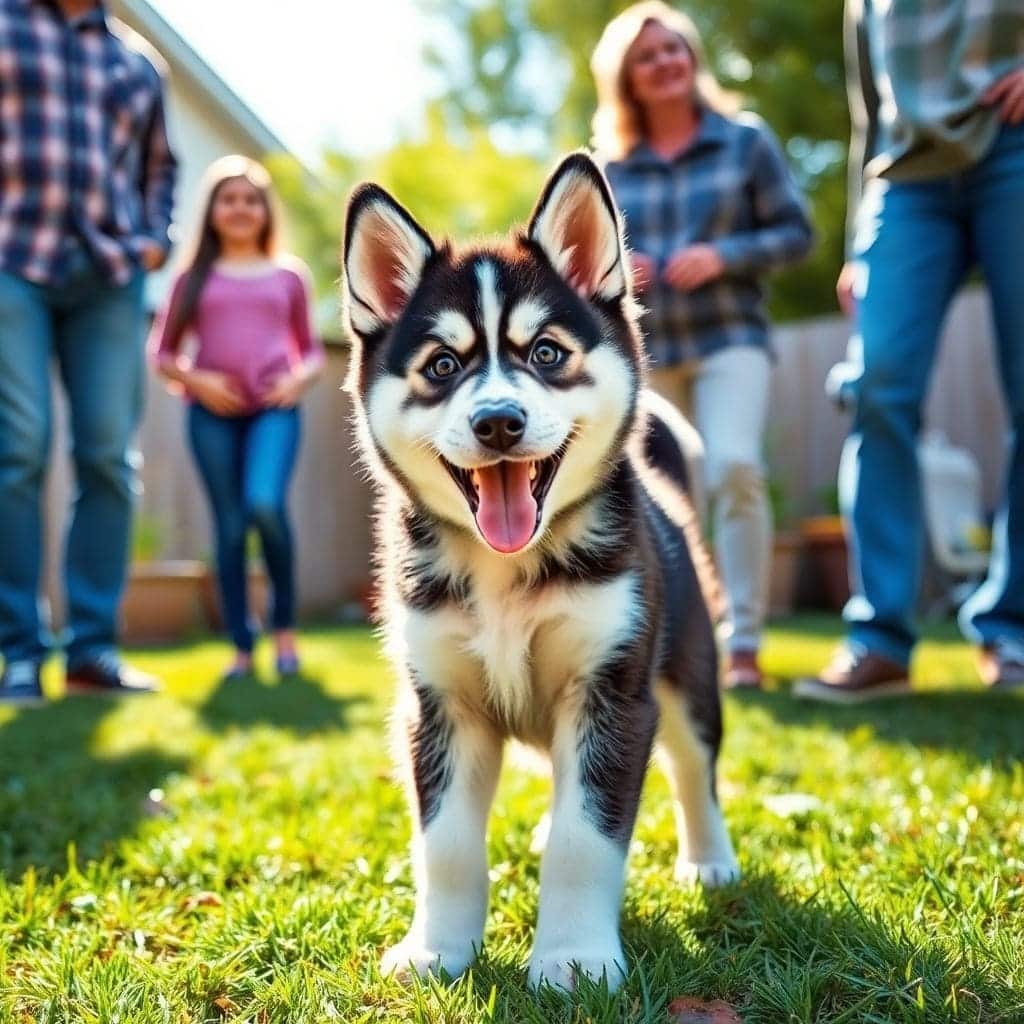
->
xmin=268 ymin=111 xmax=549 ymax=338
xmin=422 ymin=0 xmax=849 ymax=321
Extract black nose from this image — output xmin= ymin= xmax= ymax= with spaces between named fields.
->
xmin=471 ymin=403 xmax=527 ymax=452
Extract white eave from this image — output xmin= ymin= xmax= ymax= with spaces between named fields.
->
xmin=108 ymin=0 xmax=296 ymax=164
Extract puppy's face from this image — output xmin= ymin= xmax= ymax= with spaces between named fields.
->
xmin=343 ymin=154 xmax=641 ymax=555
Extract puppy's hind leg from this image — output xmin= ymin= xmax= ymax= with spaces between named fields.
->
xmin=382 ymin=682 xmax=503 ymax=982
xmin=654 ymin=681 xmax=739 ymax=887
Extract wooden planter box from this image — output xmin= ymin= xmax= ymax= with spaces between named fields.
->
xmin=768 ymin=531 xmax=802 ymax=619
xmin=120 ymin=560 xmax=209 ymax=646
xmin=800 ymin=515 xmax=851 ymax=612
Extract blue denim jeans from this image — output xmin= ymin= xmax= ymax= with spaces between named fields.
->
xmin=841 ymin=122 xmax=1024 ymax=665
xmin=0 ymin=253 xmax=146 ymax=666
xmin=188 ymin=403 xmax=300 ymax=653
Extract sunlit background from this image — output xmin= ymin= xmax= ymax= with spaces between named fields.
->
xmin=130 ymin=1 xmax=846 ymax=325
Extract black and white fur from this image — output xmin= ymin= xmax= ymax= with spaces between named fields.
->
xmin=341 ymin=153 xmax=739 ymax=992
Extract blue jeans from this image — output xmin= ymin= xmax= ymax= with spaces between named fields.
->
xmin=188 ymin=404 xmax=300 ymax=653
xmin=0 ymin=253 xmax=146 ymax=665
xmin=842 ymin=122 xmax=1024 ymax=664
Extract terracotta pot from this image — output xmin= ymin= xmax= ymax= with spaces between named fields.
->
xmin=120 ymin=561 xmax=209 ymax=645
xmin=768 ymin=531 xmax=802 ymax=619
xmin=800 ymin=515 xmax=850 ymax=612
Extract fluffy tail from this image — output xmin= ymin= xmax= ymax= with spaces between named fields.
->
xmin=638 ymin=389 xmax=724 ymax=623
xmin=640 ymin=389 xmax=704 ymax=499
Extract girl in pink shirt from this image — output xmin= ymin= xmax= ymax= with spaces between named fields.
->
xmin=149 ymin=156 xmax=324 ymax=680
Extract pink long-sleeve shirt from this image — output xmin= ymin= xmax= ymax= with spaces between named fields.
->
xmin=149 ymin=260 xmax=324 ymax=414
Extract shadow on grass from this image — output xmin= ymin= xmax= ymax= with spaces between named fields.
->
xmin=733 ymin=687 xmax=1024 ymax=765
xmin=198 ymin=670 xmax=368 ymax=736
xmin=620 ymin=873 xmax=1020 ymax=1022
xmin=425 ymin=874 xmax=1020 ymax=1022
xmin=0 ymin=695 xmax=186 ymax=880
xmin=0 ymin=664 xmax=367 ymax=881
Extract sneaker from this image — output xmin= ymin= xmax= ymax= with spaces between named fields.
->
xmin=276 ymin=653 xmax=301 ymax=677
xmin=0 ymin=660 xmax=44 ymax=707
xmin=793 ymin=645 xmax=911 ymax=704
xmin=977 ymin=638 xmax=1024 ymax=690
xmin=221 ymin=654 xmax=254 ymax=683
xmin=65 ymin=652 xmax=160 ymax=696
xmin=723 ymin=649 xmax=763 ymax=690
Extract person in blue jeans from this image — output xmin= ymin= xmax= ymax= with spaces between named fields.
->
xmin=150 ymin=157 xmax=324 ymax=680
xmin=797 ymin=0 xmax=1024 ymax=701
xmin=0 ymin=0 xmax=177 ymax=706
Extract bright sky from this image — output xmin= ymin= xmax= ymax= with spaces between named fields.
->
xmin=148 ymin=0 xmax=443 ymax=164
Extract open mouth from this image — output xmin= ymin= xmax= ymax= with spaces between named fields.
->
xmin=442 ymin=449 xmax=566 ymax=554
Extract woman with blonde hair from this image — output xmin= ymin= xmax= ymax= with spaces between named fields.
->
xmin=149 ymin=156 xmax=324 ymax=680
xmin=594 ymin=2 xmax=813 ymax=688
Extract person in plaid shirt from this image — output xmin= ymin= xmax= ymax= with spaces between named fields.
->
xmin=591 ymin=1 xmax=813 ymax=689
xmin=0 ymin=0 xmax=177 ymax=705
xmin=796 ymin=0 xmax=1024 ymax=701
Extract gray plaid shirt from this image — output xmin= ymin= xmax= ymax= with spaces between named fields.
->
xmin=603 ymin=110 xmax=812 ymax=367
xmin=846 ymin=0 xmax=1024 ymax=249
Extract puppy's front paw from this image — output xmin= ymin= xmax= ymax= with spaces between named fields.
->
xmin=381 ymin=937 xmax=476 ymax=982
xmin=527 ymin=944 xmax=627 ymax=992
xmin=674 ymin=857 xmax=741 ymax=887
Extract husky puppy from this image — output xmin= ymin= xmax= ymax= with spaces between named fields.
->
xmin=341 ymin=153 xmax=739 ymax=992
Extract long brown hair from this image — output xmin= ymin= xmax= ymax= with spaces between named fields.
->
xmin=590 ymin=2 xmax=740 ymax=160
xmin=160 ymin=155 xmax=277 ymax=351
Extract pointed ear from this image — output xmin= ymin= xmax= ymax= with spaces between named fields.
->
xmin=343 ymin=183 xmax=435 ymax=336
xmin=527 ymin=152 xmax=628 ymax=301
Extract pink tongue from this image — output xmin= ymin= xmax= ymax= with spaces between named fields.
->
xmin=474 ymin=462 xmax=537 ymax=553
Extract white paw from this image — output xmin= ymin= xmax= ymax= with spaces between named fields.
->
xmin=528 ymin=945 xmax=627 ymax=992
xmin=674 ymin=857 xmax=741 ymax=887
xmin=381 ymin=937 xmax=476 ymax=982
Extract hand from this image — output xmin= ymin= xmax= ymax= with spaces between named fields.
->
xmin=982 ymin=67 xmax=1024 ymax=124
xmin=139 ymin=241 xmax=167 ymax=272
xmin=629 ymin=251 xmax=657 ymax=293
xmin=186 ymin=369 xmax=248 ymax=416
xmin=662 ymin=245 xmax=726 ymax=292
xmin=836 ymin=261 xmax=858 ymax=317
xmin=262 ymin=371 xmax=306 ymax=409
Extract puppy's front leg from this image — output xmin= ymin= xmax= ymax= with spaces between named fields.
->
xmin=383 ymin=680 xmax=502 ymax=981
xmin=529 ymin=668 xmax=658 ymax=992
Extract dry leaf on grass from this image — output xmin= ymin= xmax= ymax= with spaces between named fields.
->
xmin=212 ymin=995 xmax=237 ymax=1015
xmin=667 ymin=996 xmax=743 ymax=1023
xmin=180 ymin=891 xmax=224 ymax=912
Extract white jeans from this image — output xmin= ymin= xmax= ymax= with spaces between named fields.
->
xmin=649 ymin=346 xmax=772 ymax=653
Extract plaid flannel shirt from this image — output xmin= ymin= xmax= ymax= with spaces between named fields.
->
xmin=603 ymin=109 xmax=812 ymax=367
xmin=0 ymin=0 xmax=177 ymax=285
xmin=846 ymin=0 xmax=1024 ymax=251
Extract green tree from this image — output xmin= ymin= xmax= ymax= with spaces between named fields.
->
xmin=267 ymin=109 xmax=549 ymax=340
xmin=423 ymin=0 xmax=849 ymax=321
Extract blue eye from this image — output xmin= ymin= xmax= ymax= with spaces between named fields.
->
xmin=425 ymin=350 xmax=461 ymax=380
xmin=530 ymin=339 xmax=566 ymax=367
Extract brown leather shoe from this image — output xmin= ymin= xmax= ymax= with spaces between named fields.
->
xmin=793 ymin=646 xmax=910 ymax=703
xmin=977 ymin=638 xmax=1024 ymax=690
xmin=723 ymin=649 xmax=763 ymax=690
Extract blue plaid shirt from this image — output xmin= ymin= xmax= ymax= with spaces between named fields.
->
xmin=0 ymin=0 xmax=177 ymax=286
xmin=603 ymin=110 xmax=812 ymax=366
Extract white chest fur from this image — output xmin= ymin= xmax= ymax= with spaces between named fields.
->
xmin=390 ymin=554 xmax=640 ymax=743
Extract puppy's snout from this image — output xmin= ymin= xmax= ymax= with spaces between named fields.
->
xmin=471 ymin=402 xmax=527 ymax=453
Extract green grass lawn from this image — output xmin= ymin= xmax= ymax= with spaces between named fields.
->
xmin=1 ymin=616 xmax=1022 ymax=1023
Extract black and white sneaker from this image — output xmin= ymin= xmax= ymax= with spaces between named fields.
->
xmin=0 ymin=660 xmax=44 ymax=707
xmin=65 ymin=652 xmax=160 ymax=697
